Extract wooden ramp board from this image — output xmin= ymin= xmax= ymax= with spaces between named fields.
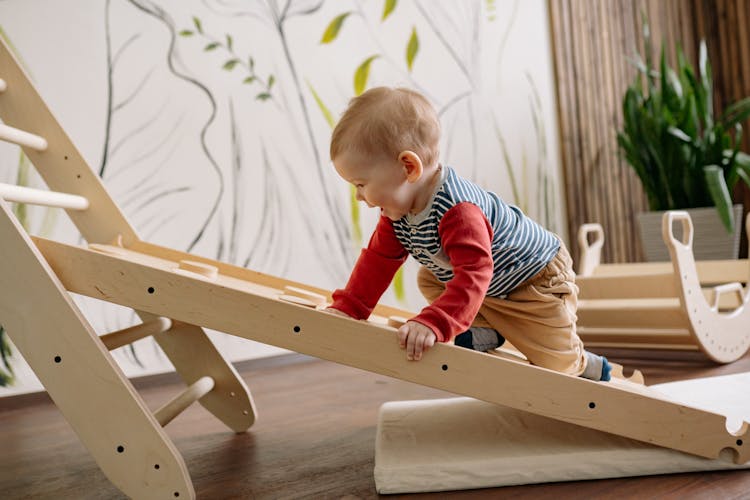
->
xmin=33 ymin=236 xmax=750 ymax=464
xmin=374 ymin=372 xmax=750 ymax=494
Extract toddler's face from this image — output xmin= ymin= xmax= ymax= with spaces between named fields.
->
xmin=334 ymin=151 xmax=414 ymax=221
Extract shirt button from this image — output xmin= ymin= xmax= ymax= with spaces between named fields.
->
xmin=410 ymin=228 xmax=416 ymax=234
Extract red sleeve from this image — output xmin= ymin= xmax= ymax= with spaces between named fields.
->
xmin=329 ymin=216 xmax=408 ymax=319
xmin=411 ymin=203 xmax=494 ymax=342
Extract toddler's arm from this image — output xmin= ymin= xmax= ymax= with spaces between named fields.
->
xmin=410 ymin=203 xmax=494 ymax=343
xmin=329 ymin=216 xmax=408 ymax=319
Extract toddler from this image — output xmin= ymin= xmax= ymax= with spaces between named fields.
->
xmin=327 ymin=87 xmax=610 ymax=382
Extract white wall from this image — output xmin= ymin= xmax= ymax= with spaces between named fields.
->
xmin=0 ymin=0 xmax=566 ymax=396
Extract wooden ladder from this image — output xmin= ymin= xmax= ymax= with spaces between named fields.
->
xmin=0 ymin=37 xmax=255 ymax=499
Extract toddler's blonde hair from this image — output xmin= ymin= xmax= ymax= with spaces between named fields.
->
xmin=330 ymin=87 xmax=440 ymax=167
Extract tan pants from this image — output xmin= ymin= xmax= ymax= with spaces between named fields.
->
xmin=417 ymin=243 xmax=587 ymax=376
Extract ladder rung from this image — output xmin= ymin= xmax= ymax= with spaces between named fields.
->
xmin=0 ymin=183 xmax=89 ymax=210
xmin=100 ymin=317 xmax=172 ymax=351
xmin=0 ymin=78 xmax=6 ymax=92
xmin=154 ymin=376 xmax=215 ymax=427
xmin=0 ymin=123 xmax=47 ymax=151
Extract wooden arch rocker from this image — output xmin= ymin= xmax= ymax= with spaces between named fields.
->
xmin=1 ymin=38 xmax=749 ymax=498
xmin=576 ymin=213 xmax=750 ymax=363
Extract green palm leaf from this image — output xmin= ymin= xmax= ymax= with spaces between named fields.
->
xmin=704 ymin=165 xmax=734 ymax=232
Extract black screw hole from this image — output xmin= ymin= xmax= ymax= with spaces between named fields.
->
xmin=54 ymin=355 xmax=62 ymax=363
xmin=441 ymin=364 xmax=448 ymax=371
xmin=174 ymin=492 xmax=180 ymax=497
xmin=293 ymin=325 xmax=301 ymax=333
xmin=147 ymin=287 xmax=155 ymax=294
xmin=737 ymin=439 xmax=744 ymax=446
xmin=64 ymin=155 xmax=68 ymax=160
xmin=154 ymin=464 xmax=160 ymax=469
xmin=116 ymin=445 xmax=125 ymax=453
xmin=588 ymin=402 xmax=596 ymax=409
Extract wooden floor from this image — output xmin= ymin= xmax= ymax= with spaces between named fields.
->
xmin=1 ymin=350 xmax=750 ymax=499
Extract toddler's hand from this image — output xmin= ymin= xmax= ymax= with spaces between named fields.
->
xmin=397 ymin=321 xmax=436 ymax=361
xmin=325 ymin=307 xmax=353 ymax=318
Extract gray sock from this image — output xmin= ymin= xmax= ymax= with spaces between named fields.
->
xmin=581 ymin=351 xmax=612 ymax=381
xmin=469 ymin=327 xmax=505 ymax=352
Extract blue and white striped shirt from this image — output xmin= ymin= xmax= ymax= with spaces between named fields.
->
xmin=392 ymin=166 xmax=560 ymax=298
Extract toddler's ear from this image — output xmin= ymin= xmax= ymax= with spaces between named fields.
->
xmin=398 ymin=150 xmax=423 ymax=182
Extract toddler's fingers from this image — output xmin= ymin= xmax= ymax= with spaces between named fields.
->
xmin=397 ymin=324 xmax=409 ymax=349
xmin=406 ymin=330 xmax=417 ymax=360
xmin=413 ymin=334 xmax=425 ymax=360
xmin=414 ymin=332 xmax=436 ymax=361
xmin=413 ymin=332 xmax=428 ymax=360
xmin=425 ymin=335 xmax=435 ymax=350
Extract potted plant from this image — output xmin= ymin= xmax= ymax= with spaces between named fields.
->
xmin=617 ymin=21 xmax=750 ymax=261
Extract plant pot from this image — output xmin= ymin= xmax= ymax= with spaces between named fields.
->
xmin=637 ymin=205 xmax=743 ymax=261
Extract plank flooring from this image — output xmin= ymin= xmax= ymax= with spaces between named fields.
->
xmin=1 ymin=350 xmax=750 ymax=499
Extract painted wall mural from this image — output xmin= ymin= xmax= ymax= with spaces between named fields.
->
xmin=0 ymin=0 xmax=564 ymax=395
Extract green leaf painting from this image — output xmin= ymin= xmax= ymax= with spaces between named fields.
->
xmin=382 ymin=0 xmax=397 ymax=21
xmin=354 ymin=55 xmax=379 ymax=96
xmin=485 ymin=0 xmax=497 ymax=22
xmin=349 ymin=185 xmax=362 ymax=245
xmin=223 ymin=59 xmax=240 ymax=70
xmin=182 ymin=18 xmax=275 ymax=99
xmin=307 ymin=80 xmax=363 ymax=245
xmin=392 ymin=268 xmax=405 ymax=301
xmin=320 ymin=12 xmax=351 ymax=44
xmin=406 ymin=26 xmax=419 ymax=71
xmin=307 ymin=81 xmax=336 ymax=129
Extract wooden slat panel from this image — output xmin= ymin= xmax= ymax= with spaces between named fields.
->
xmin=577 ymin=298 xmax=686 ymax=329
xmin=588 ymin=259 xmax=749 ymax=284
xmin=578 ymin=327 xmax=697 ymax=349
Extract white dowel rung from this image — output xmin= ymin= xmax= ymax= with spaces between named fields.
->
xmin=0 ymin=78 xmax=6 ymax=92
xmin=100 ymin=317 xmax=172 ymax=351
xmin=0 ymin=123 xmax=47 ymax=151
xmin=154 ymin=376 xmax=215 ymax=427
xmin=0 ymin=183 xmax=89 ymax=210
